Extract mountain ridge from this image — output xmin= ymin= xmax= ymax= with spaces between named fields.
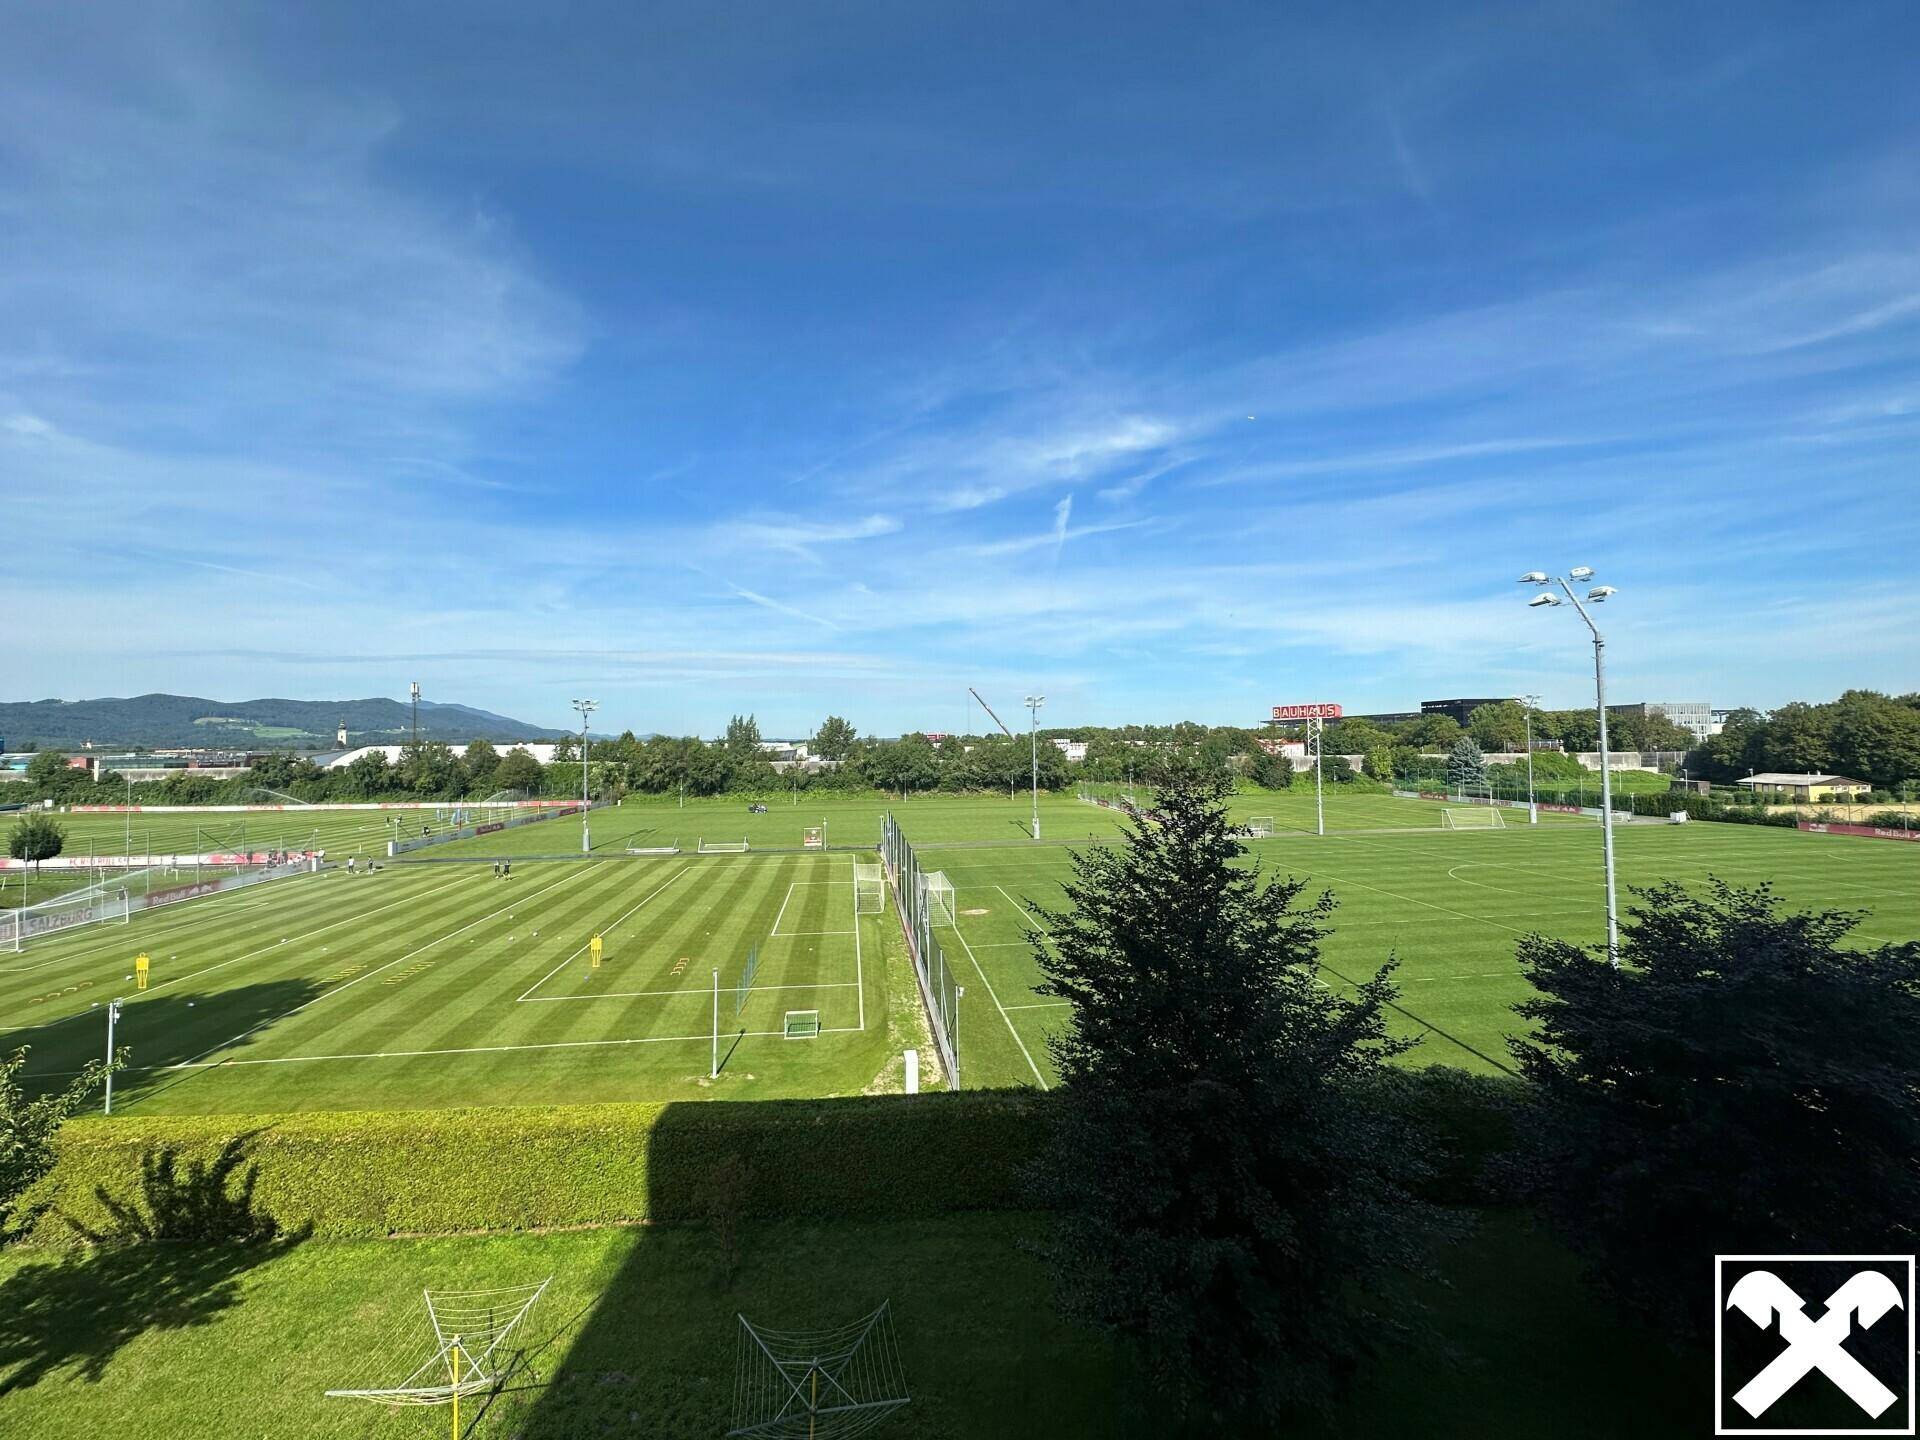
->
xmin=0 ymin=693 xmax=570 ymax=749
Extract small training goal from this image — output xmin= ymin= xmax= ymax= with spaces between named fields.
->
xmin=853 ymin=862 xmax=885 ymax=915
xmin=729 ymin=1302 xmax=910 ymax=1439
xmin=1246 ymin=816 xmax=1276 ymax=838
xmin=784 ymin=1010 xmax=821 ymax=1040
xmin=700 ymin=838 xmax=751 ymax=854
xmin=1442 ymin=807 xmax=1506 ymax=830
xmin=922 ymin=871 xmax=955 ymax=927
xmin=325 ymin=1278 xmax=550 ymax=1436
xmin=803 ymin=824 xmax=826 ymax=850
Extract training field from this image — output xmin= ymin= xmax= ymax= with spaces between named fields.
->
xmin=3 ymin=790 xmax=1914 ymax=1109
xmin=33 ymin=804 xmax=556 ymax=862
xmin=1 ymin=849 xmax=891 ymax=1115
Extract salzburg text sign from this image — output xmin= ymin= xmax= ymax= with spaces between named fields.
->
xmin=1271 ymin=703 xmax=1343 ymax=722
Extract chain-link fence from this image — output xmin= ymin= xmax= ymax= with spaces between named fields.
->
xmin=881 ymin=812 xmax=961 ymax=1087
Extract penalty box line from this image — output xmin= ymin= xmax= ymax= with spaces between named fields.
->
xmin=154 ymin=1023 xmax=867 ymax=1072
xmin=515 ymin=864 xmax=694 ymax=1002
xmin=165 ymin=864 xmax=599 ymax=1080
xmin=522 ymin=979 xmax=860 ymax=1003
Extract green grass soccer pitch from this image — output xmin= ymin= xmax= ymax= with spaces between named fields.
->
xmin=0 ymin=850 xmax=888 ymax=1115
xmin=3 ymin=790 xmax=1914 ymax=1108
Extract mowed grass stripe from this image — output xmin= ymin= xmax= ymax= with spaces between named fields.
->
xmin=0 ymin=867 xmax=482 ymax=1039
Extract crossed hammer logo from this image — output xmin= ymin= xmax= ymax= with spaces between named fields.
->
xmin=1726 ymin=1269 xmax=1906 ymax=1419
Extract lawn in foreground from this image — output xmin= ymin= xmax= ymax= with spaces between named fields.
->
xmin=0 ymin=1209 xmax=1697 ymax=1439
xmin=0 ymin=851 xmax=904 ymax=1114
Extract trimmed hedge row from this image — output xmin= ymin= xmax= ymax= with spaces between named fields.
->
xmin=17 ymin=1091 xmax=1047 ymax=1247
xmin=16 ymin=1068 xmax=1525 ymax=1247
xmin=1619 ymin=792 xmax=1799 ymax=826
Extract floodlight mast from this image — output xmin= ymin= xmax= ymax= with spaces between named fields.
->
xmin=1519 ymin=570 xmax=1620 ymax=964
xmin=1522 ymin=694 xmax=1540 ymax=825
xmin=571 ymin=699 xmax=598 ymax=854
xmin=1024 ymin=696 xmax=1045 ymax=839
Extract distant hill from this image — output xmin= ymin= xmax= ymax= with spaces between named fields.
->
xmin=0 ymin=694 xmax=570 ymax=750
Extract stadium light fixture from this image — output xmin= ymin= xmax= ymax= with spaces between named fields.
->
xmin=1524 ymin=569 xmax=1623 ymax=965
xmin=571 ymin=699 xmax=598 ymax=854
xmin=1517 ymin=571 xmax=1550 ymax=584
xmin=1024 ymin=696 xmax=1045 ymax=840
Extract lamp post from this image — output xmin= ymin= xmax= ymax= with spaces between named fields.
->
xmin=571 ymin=699 xmax=597 ymax=854
xmin=1522 ymin=694 xmax=1539 ymax=825
xmin=1024 ymin=696 xmax=1045 ymax=840
xmin=103 ymin=998 xmax=122 ymax=1115
xmin=1520 ymin=569 xmax=1621 ymax=964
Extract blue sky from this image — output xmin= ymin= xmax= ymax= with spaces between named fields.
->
xmin=3 ymin=2 xmax=1917 ymax=738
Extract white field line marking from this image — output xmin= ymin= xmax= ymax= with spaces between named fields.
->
xmin=521 ymin=980 xmax=859 ymax=1003
xmin=175 ymin=865 xmax=595 ymax=1072
xmin=993 ymin=884 xmax=1051 ymax=936
xmin=770 ymin=882 xmax=798 ymax=936
xmin=1002 ymin=1000 xmax=1071 ymax=1011
xmin=0 ymin=871 xmax=331 ymax=974
xmin=1298 ymin=862 xmax=1534 ymax=938
xmin=1404 ymin=971 xmax=1517 ymax=982
xmin=946 ymin=911 xmax=1048 ymax=1090
xmin=514 ymin=865 xmax=693 ymax=1002
xmin=852 ymin=870 xmax=865 ymax=1032
xmin=5 ymin=871 xmax=478 ymax=1032
xmin=963 ymin=941 xmax=1035 ymax=950
xmin=145 ymin=1024 xmax=866 ymax=1071
xmin=764 ymin=929 xmax=855 ymax=938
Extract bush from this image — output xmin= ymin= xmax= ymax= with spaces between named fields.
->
xmin=1618 ymin=793 xmax=1798 ymax=827
xmin=1867 ymin=810 xmax=1920 ymax=830
xmin=15 ymin=1092 xmax=1046 ymax=1247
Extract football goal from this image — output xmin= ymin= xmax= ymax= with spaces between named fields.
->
xmin=1442 ymin=807 xmax=1506 ymax=830
xmin=1247 ymin=816 xmax=1276 ymax=838
xmin=784 ymin=1010 xmax=821 ymax=1040
xmin=804 ymin=824 xmax=826 ymax=850
xmin=0 ymin=882 xmax=131 ymax=951
xmin=699 ymin=838 xmax=751 ymax=854
xmin=728 ymin=1302 xmax=910 ymax=1439
xmin=326 ymin=1278 xmax=550 ymax=1439
xmin=922 ymin=871 xmax=956 ymax=927
xmin=854 ymin=862 xmax=885 ymax=915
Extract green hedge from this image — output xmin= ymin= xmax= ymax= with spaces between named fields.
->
xmin=16 ymin=1092 xmax=1047 ymax=1247
xmin=17 ymin=1069 xmax=1525 ymax=1247
xmin=1619 ymin=792 xmax=1799 ymax=826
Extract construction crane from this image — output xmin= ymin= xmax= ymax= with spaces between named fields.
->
xmin=969 ymin=688 xmax=1021 ymax=801
xmin=968 ymin=687 xmax=1015 ymax=739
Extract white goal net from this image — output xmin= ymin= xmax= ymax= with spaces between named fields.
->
xmin=854 ymin=862 xmax=885 ymax=915
xmin=1246 ymin=816 xmax=1276 ymax=838
xmin=0 ymin=882 xmax=131 ymax=951
xmin=922 ymin=871 xmax=955 ymax=927
xmin=1442 ymin=807 xmax=1506 ymax=830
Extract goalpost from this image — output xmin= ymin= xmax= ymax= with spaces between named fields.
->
xmin=853 ymin=862 xmax=885 ymax=916
xmin=1247 ymin=816 xmax=1276 ymax=838
xmin=0 ymin=882 xmax=131 ymax=951
xmin=1442 ymin=807 xmax=1507 ymax=830
xmin=922 ymin=871 xmax=956 ymax=927
xmin=803 ymin=824 xmax=826 ymax=850
xmin=699 ymin=838 xmax=751 ymax=854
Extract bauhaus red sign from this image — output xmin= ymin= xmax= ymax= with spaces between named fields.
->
xmin=1271 ymin=703 xmax=1343 ymax=721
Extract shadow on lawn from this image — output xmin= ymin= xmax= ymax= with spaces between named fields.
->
xmin=0 ymin=1135 xmax=307 ymax=1397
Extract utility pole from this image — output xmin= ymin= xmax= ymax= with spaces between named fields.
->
xmin=410 ymin=681 xmax=420 ymax=749
xmin=1312 ymin=716 xmax=1325 ymax=836
xmin=571 ymin=699 xmax=597 ymax=854
xmin=1024 ymin=696 xmax=1045 ymax=840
